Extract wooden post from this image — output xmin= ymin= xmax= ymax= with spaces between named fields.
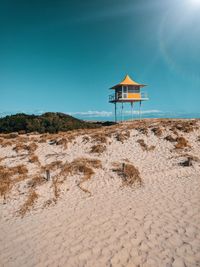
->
xmin=46 ymin=169 xmax=50 ymax=181
xmin=122 ymin=163 xmax=125 ymax=172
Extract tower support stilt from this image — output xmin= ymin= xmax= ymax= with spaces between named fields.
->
xmin=121 ymin=102 xmax=124 ymax=122
xmin=131 ymin=102 xmax=134 ymax=121
xmin=139 ymin=101 xmax=142 ymax=120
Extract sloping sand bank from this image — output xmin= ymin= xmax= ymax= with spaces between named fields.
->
xmin=0 ymin=119 xmax=200 ymax=267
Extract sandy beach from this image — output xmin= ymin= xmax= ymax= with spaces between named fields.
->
xmin=0 ymin=119 xmax=200 ymax=267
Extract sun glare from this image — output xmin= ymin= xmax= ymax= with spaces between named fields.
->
xmin=190 ymin=0 xmax=200 ymax=5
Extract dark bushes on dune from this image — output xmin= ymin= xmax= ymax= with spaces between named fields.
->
xmin=0 ymin=113 xmax=100 ymax=134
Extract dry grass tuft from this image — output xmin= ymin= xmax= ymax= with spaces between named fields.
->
xmin=116 ymin=131 xmax=130 ymax=143
xmin=18 ymin=189 xmax=38 ymax=217
xmin=27 ymin=142 xmax=38 ymax=153
xmin=76 ymin=164 xmax=94 ymax=196
xmin=170 ymin=127 xmax=179 ymax=136
xmin=13 ymin=142 xmax=37 ymax=153
xmin=58 ymin=157 xmax=102 ymax=196
xmin=56 ymin=138 xmax=68 ymax=149
xmin=38 ymin=138 xmax=46 ymax=143
xmin=175 ymin=137 xmax=189 ymax=149
xmin=52 ymin=177 xmax=62 ymax=200
xmin=13 ymin=143 xmax=28 ymax=152
xmin=90 ymin=144 xmax=106 ymax=154
xmin=167 ymin=120 xmax=198 ymax=134
xmin=164 ymin=135 xmax=177 ymax=142
xmin=91 ymin=133 xmax=107 ymax=144
xmin=67 ymin=158 xmax=96 ymax=180
xmin=174 ymin=121 xmax=196 ymax=133
xmin=0 ymin=133 xmax=19 ymax=139
xmin=136 ymin=127 xmax=148 ymax=135
xmin=151 ymin=127 xmax=163 ymax=137
xmin=82 ymin=136 xmax=90 ymax=143
xmin=39 ymin=158 xmax=102 ymax=202
xmin=43 ymin=160 xmax=63 ymax=172
xmin=40 ymin=133 xmax=50 ymax=140
xmin=112 ymin=162 xmax=142 ymax=187
xmin=0 ymin=164 xmax=28 ymax=199
xmin=137 ymin=139 xmax=155 ymax=151
xmin=65 ymin=133 xmax=76 ymax=143
xmin=60 ymin=158 xmax=102 ymax=174
xmin=15 ymin=165 xmax=28 ymax=175
xmin=1 ymin=140 xmax=13 ymax=147
xmin=0 ymin=157 xmax=5 ymax=163
xmin=17 ymin=136 xmax=29 ymax=143
xmin=165 ymin=134 xmax=190 ymax=150
xmin=8 ymin=133 xmax=19 ymax=138
xmin=122 ymin=164 xmax=142 ymax=186
xmin=43 ymin=199 xmax=55 ymax=208
xmin=0 ymin=166 xmax=13 ymax=198
xmin=29 ymin=154 xmax=40 ymax=164
xmin=27 ymin=175 xmax=45 ymax=188
xmin=77 ymin=183 xmax=92 ymax=196
xmin=85 ymin=158 xmax=102 ymax=169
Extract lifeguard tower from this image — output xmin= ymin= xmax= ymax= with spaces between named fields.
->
xmin=109 ymin=74 xmax=148 ymax=122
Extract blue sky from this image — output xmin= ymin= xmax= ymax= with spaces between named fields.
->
xmin=0 ymin=0 xmax=200 ymax=117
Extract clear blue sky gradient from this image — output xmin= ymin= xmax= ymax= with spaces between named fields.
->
xmin=0 ymin=0 xmax=200 ymax=115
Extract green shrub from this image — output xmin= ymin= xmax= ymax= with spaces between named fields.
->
xmin=0 ymin=112 xmax=99 ymax=134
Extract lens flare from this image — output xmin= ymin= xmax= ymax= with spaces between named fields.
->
xmin=158 ymin=11 xmax=200 ymax=83
xmin=190 ymin=0 xmax=200 ymax=6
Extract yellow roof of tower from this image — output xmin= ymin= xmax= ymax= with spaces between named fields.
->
xmin=110 ymin=74 xmax=146 ymax=89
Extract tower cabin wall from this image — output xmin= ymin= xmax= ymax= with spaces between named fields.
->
xmin=115 ymin=85 xmax=141 ymax=100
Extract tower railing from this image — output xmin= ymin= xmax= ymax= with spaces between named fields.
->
xmin=109 ymin=92 xmax=148 ymax=102
xmin=141 ymin=92 xmax=148 ymax=99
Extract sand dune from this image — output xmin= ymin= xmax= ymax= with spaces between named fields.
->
xmin=0 ymin=119 xmax=200 ymax=267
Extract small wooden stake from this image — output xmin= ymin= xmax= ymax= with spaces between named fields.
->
xmin=122 ymin=163 xmax=125 ymax=172
xmin=46 ymin=170 xmax=50 ymax=181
